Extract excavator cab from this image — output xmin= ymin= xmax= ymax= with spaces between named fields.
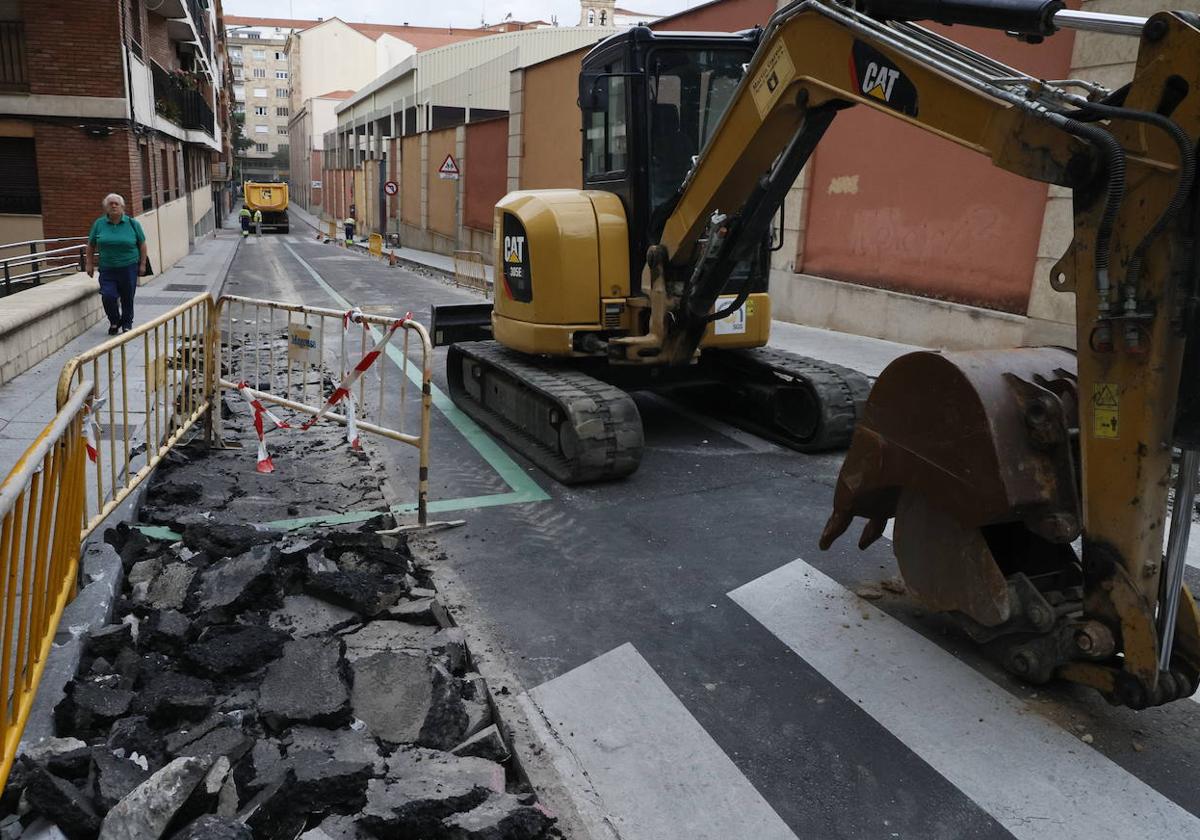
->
xmin=578 ymin=27 xmax=764 ymax=289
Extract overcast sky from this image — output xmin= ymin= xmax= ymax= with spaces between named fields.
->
xmin=223 ymin=0 xmax=699 ymax=29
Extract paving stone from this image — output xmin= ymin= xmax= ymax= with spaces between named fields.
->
xmin=341 ymin=621 xmax=438 ymax=663
xmin=142 ymin=610 xmax=193 ymax=653
xmin=134 ymin=671 xmax=216 ymax=725
xmin=349 ymin=651 xmax=431 ymax=744
xmin=287 ymin=749 xmax=372 ymax=812
xmin=99 ymin=756 xmax=212 ymax=840
xmin=419 ymin=664 xmax=470 ymax=751
xmin=181 ymin=624 xmax=290 ymax=676
xmin=258 ymin=637 xmax=350 ymax=729
xmin=451 ymin=725 xmax=510 ymax=764
xmin=92 ymin=748 xmax=153 ymax=811
xmin=20 ymin=758 xmax=101 ymax=840
xmin=268 ymin=595 xmax=358 ymax=638
xmin=54 ymin=681 xmax=135 ymax=737
xmin=285 ymin=725 xmax=385 ymax=775
xmin=166 ymin=815 xmax=253 ymax=840
xmin=304 ymin=569 xmax=406 ymax=617
xmin=182 ymin=523 xmax=275 ymax=560
xmin=87 ymin=624 xmax=133 ymax=659
xmin=442 ymin=792 xmax=554 ymax=840
xmin=194 ymin=546 xmax=277 ymax=616
xmin=145 ymin=563 xmax=198 ymax=611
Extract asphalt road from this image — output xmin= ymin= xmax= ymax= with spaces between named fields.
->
xmin=226 ymin=223 xmax=1200 ymax=840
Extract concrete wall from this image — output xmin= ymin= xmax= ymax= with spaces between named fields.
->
xmin=426 ymin=128 xmax=457 ymax=238
xmin=515 ymin=52 xmax=584 ymax=190
xmin=0 ymin=273 xmax=102 ymax=386
xmin=139 ymin=195 xmax=190 ymax=276
xmin=464 ymin=118 xmax=507 ymax=232
xmin=401 ymin=135 xmax=421 ymax=227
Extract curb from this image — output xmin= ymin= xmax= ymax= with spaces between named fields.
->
xmin=288 ymin=210 xmax=458 ymax=282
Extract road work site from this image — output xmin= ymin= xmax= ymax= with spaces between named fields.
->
xmin=5 ymin=1 xmax=1200 ymax=838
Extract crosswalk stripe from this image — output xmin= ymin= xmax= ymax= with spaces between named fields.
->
xmin=729 ymin=558 xmax=1200 ymax=840
xmin=524 ymin=643 xmax=798 ymax=840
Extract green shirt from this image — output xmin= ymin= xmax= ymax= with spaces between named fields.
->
xmin=88 ymin=214 xmax=145 ymax=269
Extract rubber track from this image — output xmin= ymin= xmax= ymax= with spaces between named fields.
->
xmin=448 ymin=341 xmax=644 ymax=485
xmin=706 ymin=347 xmax=872 ymax=452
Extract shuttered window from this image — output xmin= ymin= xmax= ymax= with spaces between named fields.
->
xmin=0 ymin=137 xmax=40 ymax=214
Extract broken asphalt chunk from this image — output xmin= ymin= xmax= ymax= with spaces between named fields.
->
xmin=20 ymin=757 xmax=102 ymax=840
xmin=258 ymin=637 xmax=351 ymax=729
xmin=195 ymin=545 xmax=278 ymax=617
xmin=99 ymin=756 xmax=212 ymax=840
xmin=349 ymin=652 xmax=431 ymax=745
xmin=92 ymin=748 xmax=153 ymax=812
xmin=166 ymin=815 xmax=252 ymax=840
xmin=442 ymin=792 xmax=555 ymax=840
xmin=181 ymin=624 xmax=290 ymax=676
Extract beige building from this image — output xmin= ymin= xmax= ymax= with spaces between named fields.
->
xmin=226 ymin=16 xmax=306 ymax=178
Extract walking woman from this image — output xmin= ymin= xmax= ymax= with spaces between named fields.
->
xmin=85 ymin=194 xmax=148 ymax=335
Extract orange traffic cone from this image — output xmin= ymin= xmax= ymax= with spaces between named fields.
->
xmin=388 ymin=250 xmax=397 ymax=267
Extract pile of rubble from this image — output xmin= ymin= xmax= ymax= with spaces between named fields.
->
xmin=3 ymin=522 xmax=556 ymax=840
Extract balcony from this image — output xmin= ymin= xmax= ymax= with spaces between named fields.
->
xmin=0 ymin=21 xmax=29 ymax=93
xmin=152 ymin=62 xmax=215 ymax=137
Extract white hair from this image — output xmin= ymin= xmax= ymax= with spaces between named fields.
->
xmin=102 ymin=193 xmax=125 ymax=209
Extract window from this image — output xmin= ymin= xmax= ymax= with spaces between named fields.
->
xmin=600 ymin=9 xmax=607 ymax=24
xmin=253 ymin=106 xmax=267 ymax=115
xmin=276 ymin=106 xmax=288 ymax=117
xmin=160 ymin=148 xmax=170 ymax=203
xmin=253 ymin=88 xmax=267 ymax=98
xmin=253 ymin=68 xmax=266 ymax=78
xmin=233 ymin=67 xmax=243 ymax=80
xmin=275 ymin=70 xmax=288 ymax=79
xmin=0 ymin=138 xmax=40 ymax=214
xmin=275 ymin=51 xmax=285 ymax=60
xmin=254 ymin=125 xmax=268 ymax=134
xmin=233 ymin=84 xmax=245 ymax=101
xmin=128 ymin=0 xmax=143 ymax=58
xmin=276 ymin=88 xmax=288 ymax=98
xmin=229 ymin=46 xmax=242 ymax=59
xmin=254 ymin=143 xmax=268 ymax=153
xmin=240 ymin=30 xmax=260 ymax=39
xmin=140 ymin=144 xmax=152 ymax=210
xmin=587 ymin=8 xmax=595 ymax=24
xmin=584 ymin=68 xmax=627 ymax=176
xmin=277 ymin=126 xmax=288 ymax=135
xmin=252 ymin=49 xmax=265 ymax=60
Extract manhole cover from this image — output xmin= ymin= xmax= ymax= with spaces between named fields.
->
xmin=165 ymin=283 xmax=206 ymax=292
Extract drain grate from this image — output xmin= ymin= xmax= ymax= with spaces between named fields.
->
xmin=164 ymin=283 xmax=206 ymax=292
xmin=96 ymin=423 xmax=131 ymax=441
xmin=138 ymin=295 xmax=193 ymax=306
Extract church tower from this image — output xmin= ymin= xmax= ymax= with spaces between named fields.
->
xmin=580 ymin=0 xmax=616 ymax=26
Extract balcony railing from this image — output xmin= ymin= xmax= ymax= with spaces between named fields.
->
xmin=0 ymin=21 xmax=29 ymax=93
xmin=187 ymin=0 xmax=212 ymax=61
xmin=151 ymin=62 xmax=215 ymax=137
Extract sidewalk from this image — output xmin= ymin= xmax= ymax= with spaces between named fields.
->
xmin=287 ymin=204 xmax=916 ymax=377
xmin=0 ymin=213 xmax=240 ymax=476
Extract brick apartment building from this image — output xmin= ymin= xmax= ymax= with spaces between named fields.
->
xmin=0 ymin=0 xmax=232 ymax=274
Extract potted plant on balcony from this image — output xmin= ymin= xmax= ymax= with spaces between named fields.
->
xmin=169 ymin=68 xmax=201 ymax=91
xmin=155 ymin=96 xmax=183 ymax=123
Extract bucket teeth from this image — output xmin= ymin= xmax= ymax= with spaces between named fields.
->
xmin=819 ymin=508 xmax=853 ymax=551
xmin=858 ymin=517 xmax=888 ymax=550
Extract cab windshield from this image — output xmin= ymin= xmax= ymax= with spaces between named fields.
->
xmin=646 ymin=48 xmax=750 ymax=226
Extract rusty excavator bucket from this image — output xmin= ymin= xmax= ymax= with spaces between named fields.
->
xmin=821 ymin=347 xmax=1091 ymax=679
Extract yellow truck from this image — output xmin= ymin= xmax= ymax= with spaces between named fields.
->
xmin=242 ymin=181 xmax=289 ymax=233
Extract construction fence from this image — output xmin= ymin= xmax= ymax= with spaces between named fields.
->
xmin=0 ymin=291 xmax=435 ymax=786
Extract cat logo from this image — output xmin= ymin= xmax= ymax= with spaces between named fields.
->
xmin=504 ymin=235 xmax=525 ymax=264
xmin=860 ymin=62 xmax=900 ymax=102
xmin=849 ymin=41 xmax=919 ymax=117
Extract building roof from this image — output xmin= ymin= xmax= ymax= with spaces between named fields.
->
xmin=346 ymin=22 xmax=490 ymax=51
xmin=315 ymin=90 xmax=357 ymax=100
xmin=224 ymin=15 xmax=320 ymax=30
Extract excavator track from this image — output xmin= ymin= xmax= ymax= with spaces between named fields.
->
xmin=695 ymin=347 xmax=872 ymax=452
xmin=447 ymin=341 xmax=644 ymax=484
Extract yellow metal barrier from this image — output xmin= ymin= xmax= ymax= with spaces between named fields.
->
xmin=215 ymin=294 xmax=434 ymax=525
xmin=56 ymin=294 xmax=213 ymax=538
xmin=368 ymin=233 xmax=384 ymax=257
xmin=0 ymin=382 xmax=91 ymax=785
xmin=452 ymin=250 xmax=490 ymax=296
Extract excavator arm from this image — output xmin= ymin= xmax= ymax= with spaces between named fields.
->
xmin=619 ymin=0 xmax=1200 ymax=707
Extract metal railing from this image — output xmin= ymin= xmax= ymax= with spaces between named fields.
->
xmin=0 ymin=382 xmax=90 ymax=786
xmin=0 ymin=238 xmax=87 ymax=298
xmin=453 ymin=250 xmax=491 ymax=296
xmin=56 ymin=295 xmax=213 ymax=537
xmin=187 ymin=0 xmax=212 ymax=61
xmin=150 ymin=62 xmax=216 ymax=137
xmin=0 ymin=21 xmax=28 ymax=93
xmin=216 ymin=294 xmax=434 ymax=525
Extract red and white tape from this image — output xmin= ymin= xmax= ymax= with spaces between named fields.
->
xmin=236 ymin=381 xmax=291 ymax=473
xmin=82 ymin=396 xmax=106 ymax=463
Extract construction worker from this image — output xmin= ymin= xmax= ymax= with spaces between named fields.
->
xmin=343 ymin=216 xmax=356 ymax=245
xmin=238 ymin=205 xmax=251 ymax=237
xmin=253 ymin=208 xmax=263 ymax=237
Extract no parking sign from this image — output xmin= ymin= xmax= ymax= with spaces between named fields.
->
xmin=384 ymin=180 xmax=398 ymax=195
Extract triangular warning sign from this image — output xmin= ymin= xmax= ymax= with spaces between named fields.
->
xmin=1093 ymin=384 xmax=1119 ymax=408
xmin=438 ymin=154 xmax=459 ymax=176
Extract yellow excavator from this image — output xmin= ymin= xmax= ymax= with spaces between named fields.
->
xmin=435 ymin=0 xmax=1200 ymax=707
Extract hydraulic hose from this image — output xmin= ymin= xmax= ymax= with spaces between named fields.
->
xmin=1067 ymin=100 xmax=1196 ymax=297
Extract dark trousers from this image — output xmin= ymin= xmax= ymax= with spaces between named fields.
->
xmin=99 ymin=263 xmax=138 ymax=330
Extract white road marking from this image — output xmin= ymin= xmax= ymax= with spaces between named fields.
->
xmin=523 ymin=643 xmax=798 ymax=840
xmin=729 ymin=558 xmax=1200 ymax=840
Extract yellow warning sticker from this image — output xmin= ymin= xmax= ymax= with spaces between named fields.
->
xmin=750 ymin=42 xmax=796 ymax=119
xmin=1093 ymin=383 xmax=1119 ymax=439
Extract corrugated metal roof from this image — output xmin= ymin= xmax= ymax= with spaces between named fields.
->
xmin=335 ymin=26 xmax=616 ymax=125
